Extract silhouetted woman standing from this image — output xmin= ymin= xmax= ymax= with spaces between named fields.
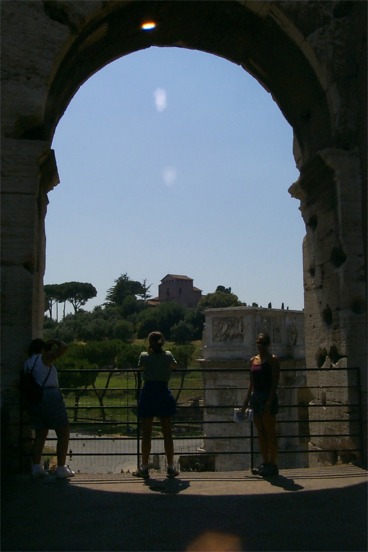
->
xmin=24 ymin=338 xmax=75 ymax=479
xmin=242 ymin=332 xmax=280 ymax=476
xmin=133 ymin=331 xmax=179 ymax=479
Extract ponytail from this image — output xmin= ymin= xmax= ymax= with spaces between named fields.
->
xmin=148 ymin=331 xmax=165 ymax=353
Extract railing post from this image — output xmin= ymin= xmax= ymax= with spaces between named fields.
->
xmin=355 ymin=366 xmax=364 ymax=466
xmin=136 ymin=370 xmax=142 ymax=469
xmin=19 ymin=401 xmax=24 ymax=472
xmin=250 ymin=421 xmax=254 ymax=471
xmin=18 ymin=366 xmax=363 ymax=472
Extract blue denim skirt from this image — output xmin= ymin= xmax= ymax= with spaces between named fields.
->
xmin=27 ymin=388 xmax=69 ymax=430
xmin=138 ymin=381 xmax=176 ymax=418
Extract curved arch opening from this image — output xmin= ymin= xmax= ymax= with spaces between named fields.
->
xmin=45 ymin=1 xmax=331 ymax=162
xmin=46 ymin=46 xmax=304 ymax=316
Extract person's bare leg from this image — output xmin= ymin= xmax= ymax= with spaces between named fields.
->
xmin=141 ymin=417 xmax=153 ymax=466
xmin=263 ymin=413 xmax=278 ymax=465
xmin=32 ymin=428 xmax=48 ymax=464
xmin=55 ymin=425 xmax=70 ymax=466
xmin=160 ymin=417 xmax=174 ymax=466
xmin=253 ymin=415 xmax=270 ymax=464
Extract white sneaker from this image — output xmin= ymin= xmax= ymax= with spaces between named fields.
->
xmin=56 ymin=465 xmax=75 ymax=479
xmin=31 ymin=464 xmax=49 ymax=479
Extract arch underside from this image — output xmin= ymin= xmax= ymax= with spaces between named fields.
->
xmin=12 ymin=0 xmax=367 ymax=379
xmin=44 ymin=0 xmax=331 ymax=163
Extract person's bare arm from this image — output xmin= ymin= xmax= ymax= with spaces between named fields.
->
xmin=41 ymin=339 xmax=68 ymax=366
xmin=241 ymin=358 xmax=254 ymax=412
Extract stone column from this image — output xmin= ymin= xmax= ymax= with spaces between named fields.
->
xmin=290 ymin=149 xmax=367 ymax=465
xmin=198 ymin=358 xmax=253 ymax=471
xmin=1 ymin=140 xmax=59 ymax=471
xmin=199 ymin=307 xmax=307 ymax=470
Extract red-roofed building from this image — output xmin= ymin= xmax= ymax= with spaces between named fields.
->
xmin=157 ymin=274 xmax=202 ymax=308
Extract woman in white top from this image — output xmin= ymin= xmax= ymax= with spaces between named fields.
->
xmin=133 ymin=331 xmax=179 ymax=479
xmin=24 ymin=338 xmax=74 ymax=479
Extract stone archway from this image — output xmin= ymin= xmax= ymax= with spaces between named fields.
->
xmin=1 ymin=1 xmax=366 ymax=470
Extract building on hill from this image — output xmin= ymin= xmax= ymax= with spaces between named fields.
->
xmin=155 ymin=274 xmax=202 ymax=308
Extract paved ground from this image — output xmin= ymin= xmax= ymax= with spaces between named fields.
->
xmin=1 ymin=465 xmax=367 ymax=552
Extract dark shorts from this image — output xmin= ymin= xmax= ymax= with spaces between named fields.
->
xmin=249 ymin=391 xmax=278 ymax=416
xmin=27 ymin=388 xmax=69 ymax=430
xmin=138 ymin=381 xmax=176 ymax=418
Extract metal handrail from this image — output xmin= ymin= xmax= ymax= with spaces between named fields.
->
xmin=19 ymin=366 xmax=363 ymax=472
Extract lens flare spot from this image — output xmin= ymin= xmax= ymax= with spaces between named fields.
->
xmin=141 ymin=21 xmax=156 ymax=31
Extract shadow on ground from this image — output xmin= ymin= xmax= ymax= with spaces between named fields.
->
xmin=1 ymin=473 xmax=367 ymax=552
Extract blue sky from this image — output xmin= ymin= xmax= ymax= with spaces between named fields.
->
xmin=46 ymin=46 xmax=304 ymax=312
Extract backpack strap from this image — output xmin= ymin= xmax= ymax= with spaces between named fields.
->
xmin=41 ymin=366 xmax=52 ymax=387
xmin=24 ymin=356 xmax=38 ymax=375
xmin=25 ymin=355 xmax=52 ymax=387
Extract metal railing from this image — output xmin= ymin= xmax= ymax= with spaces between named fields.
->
xmin=20 ymin=366 xmax=364 ymax=473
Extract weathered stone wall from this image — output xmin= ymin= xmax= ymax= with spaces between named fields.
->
xmin=199 ymin=307 xmax=307 ymax=470
xmin=199 ymin=359 xmax=309 ymax=471
xmin=307 ymin=367 xmax=362 ymax=466
xmin=199 ymin=306 xmax=361 ymax=470
xmin=290 ymin=149 xmax=367 ymax=462
xmin=1 ymin=0 xmax=366 ymax=471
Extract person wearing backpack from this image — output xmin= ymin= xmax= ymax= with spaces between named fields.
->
xmin=24 ymin=338 xmax=74 ymax=479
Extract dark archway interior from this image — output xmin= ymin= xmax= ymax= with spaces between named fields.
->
xmin=44 ymin=1 xmax=331 ymax=161
xmin=1 ymin=0 xmax=365 ymax=474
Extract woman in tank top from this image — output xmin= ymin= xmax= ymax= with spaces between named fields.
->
xmin=241 ymin=332 xmax=280 ymax=477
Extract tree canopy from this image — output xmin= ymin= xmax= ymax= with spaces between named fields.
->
xmin=105 ymin=273 xmax=150 ymax=306
xmin=44 ymin=275 xmax=246 ymax=343
xmin=45 ymin=281 xmax=97 ymax=319
xmin=198 ymin=290 xmax=242 ymax=309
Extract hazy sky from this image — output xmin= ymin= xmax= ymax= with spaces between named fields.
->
xmin=46 ymin=46 xmax=305 ymax=313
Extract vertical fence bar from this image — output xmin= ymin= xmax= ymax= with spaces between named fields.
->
xmin=136 ymin=370 xmax=142 ymax=469
xmin=19 ymin=403 xmax=24 ymax=472
xmin=250 ymin=421 xmax=254 ymax=471
xmin=355 ymin=367 xmax=364 ymax=465
xmin=18 ymin=366 xmax=364 ymax=472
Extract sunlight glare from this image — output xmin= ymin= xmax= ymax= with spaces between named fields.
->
xmin=141 ymin=21 xmax=156 ymax=31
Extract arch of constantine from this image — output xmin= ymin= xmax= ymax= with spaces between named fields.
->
xmin=1 ymin=1 xmax=366 ymax=470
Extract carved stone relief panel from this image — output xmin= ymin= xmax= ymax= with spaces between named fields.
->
xmin=272 ymin=318 xmax=283 ymax=343
xmin=212 ymin=316 xmax=245 ymax=342
xmin=217 ymin=387 xmax=237 ymax=406
xmin=287 ymin=317 xmax=299 ymax=346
